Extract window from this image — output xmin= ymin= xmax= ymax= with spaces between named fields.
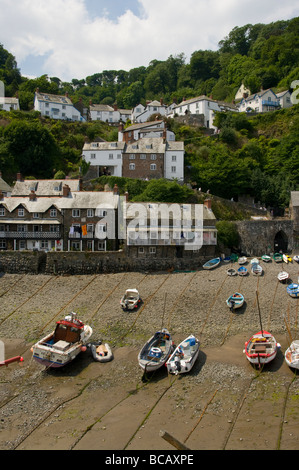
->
xmin=0 ymin=240 xmax=6 ymax=250
xmin=129 ymin=163 xmax=135 ymax=170
xmin=97 ymin=209 xmax=107 ymax=217
xmin=72 ymin=209 xmax=80 ymax=217
xmin=87 ymin=209 xmax=94 ymax=217
xmin=17 ymin=225 xmax=27 ymax=232
xmin=91 ymin=153 xmax=96 ymax=159
xmin=98 ymin=241 xmax=106 ymax=251
xmin=149 ymin=247 xmax=156 ymax=254
xmin=109 ymin=154 xmax=113 ymax=159
xmin=97 ymin=224 xmax=106 ymax=233
xmin=41 ymin=241 xmax=49 ymax=249
xmin=0 ymin=208 xmax=5 ymax=217
xmin=151 ymin=154 xmax=156 ymax=160
xmin=33 ymin=213 xmax=40 ymax=219
xmin=138 ymin=247 xmax=144 ymax=254
xmin=50 ymin=225 xmax=59 ymax=232
xmin=18 ymin=208 xmax=24 ymax=217
xmin=50 ymin=209 xmax=57 ymax=218
xmin=87 ymin=224 xmax=94 ymax=233
xmin=117 ymin=154 xmax=121 ymax=159
xmin=171 ymin=166 xmax=176 ymax=173
xmin=19 ymin=240 xmax=26 ymax=250
xmin=140 ymin=154 xmax=146 ymax=159
xmin=129 ymin=154 xmax=135 ymax=159
xmin=172 ymin=155 xmax=176 ymax=161
xmin=150 ymin=164 xmax=156 ymax=171
xmin=33 ymin=225 xmax=41 ymax=233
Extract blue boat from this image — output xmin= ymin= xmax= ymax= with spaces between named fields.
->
xmin=237 ymin=266 xmax=248 ymax=276
xmin=287 ymin=283 xmax=299 ymax=298
xmin=202 ymin=257 xmax=221 ymax=270
xmin=226 ymin=292 xmax=244 ymax=310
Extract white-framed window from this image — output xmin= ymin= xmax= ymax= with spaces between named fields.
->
xmin=17 ymin=225 xmax=27 ymax=232
xmin=171 ymin=166 xmax=176 ymax=173
xmin=33 ymin=212 xmax=40 ymax=219
xmin=98 ymin=241 xmax=106 ymax=251
xmin=19 ymin=240 xmax=26 ymax=250
xmin=151 ymin=154 xmax=156 ymax=160
xmin=0 ymin=208 xmax=5 ymax=217
xmin=72 ymin=209 xmax=80 ymax=217
xmin=97 ymin=209 xmax=107 ymax=217
xmin=50 ymin=208 xmax=57 ymax=217
xmin=87 ymin=209 xmax=94 ymax=217
xmin=129 ymin=154 xmax=135 ymax=159
xmin=117 ymin=154 xmax=121 ymax=159
xmin=140 ymin=154 xmax=146 ymax=159
xmin=87 ymin=224 xmax=94 ymax=233
xmin=0 ymin=240 xmax=6 ymax=249
xmin=50 ymin=225 xmax=59 ymax=232
xmin=18 ymin=208 xmax=24 ymax=217
xmin=150 ymin=164 xmax=156 ymax=171
xmin=172 ymin=155 xmax=176 ymax=161
xmin=138 ymin=247 xmax=144 ymax=254
xmin=109 ymin=154 xmax=113 ymax=159
xmin=149 ymin=247 xmax=156 ymax=254
xmin=90 ymin=153 xmax=96 ymax=159
xmin=41 ymin=240 xmax=49 ymax=249
xmin=97 ymin=224 xmax=107 ymax=233
xmin=129 ymin=163 xmax=135 ymax=170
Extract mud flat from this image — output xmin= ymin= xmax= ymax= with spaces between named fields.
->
xmin=0 ymin=259 xmax=298 ymax=451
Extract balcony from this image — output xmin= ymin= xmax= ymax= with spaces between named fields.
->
xmin=262 ymin=100 xmax=279 ymax=107
xmin=0 ymin=231 xmax=61 ymax=239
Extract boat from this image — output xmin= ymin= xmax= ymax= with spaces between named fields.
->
xmin=166 ymin=335 xmax=200 ymax=375
xmin=273 ymin=253 xmax=283 ymax=263
xmin=120 ymin=289 xmax=141 ymax=310
xmin=237 ymin=266 xmax=248 ymax=276
xmin=31 ymin=312 xmax=93 ymax=368
xmin=293 ymin=255 xmax=299 ymax=264
xmin=261 ymin=255 xmax=271 ymax=263
xmin=283 ymin=254 xmax=289 ymax=264
xmin=286 ymin=283 xmax=299 ymax=298
xmin=138 ymin=328 xmax=174 ymax=372
xmin=251 ymin=258 xmax=259 ymax=265
xmin=91 ymin=341 xmax=113 ymax=363
xmin=227 ymin=267 xmax=237 ymax=276
xmin=230 ymin=253 xmax=239 ymax=262
xmin=202 ymin=257 xmax=221 ymax=270
xmin=223 ymin=256 xmax=231 ymax=263
xmin=277 ymin=271 xmax=289 ymax=283
xmin=238 ymin=256 xmax=247 ymax=265
xmin=251 ymin=263 xmax=263 ymax=276
xmin=226 ymin=292 xmax=244 ymax=310
xmin=243 ymin=331 xmax=280 ymax=367
xmin=285 ymin=340 xmax=299 ymax=370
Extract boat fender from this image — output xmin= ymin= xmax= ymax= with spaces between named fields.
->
xmin=81 ymin=346 xmax=87 ymax=352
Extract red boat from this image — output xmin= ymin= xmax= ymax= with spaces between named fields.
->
xmin=244 ymin=331 xmax=280 ymax=367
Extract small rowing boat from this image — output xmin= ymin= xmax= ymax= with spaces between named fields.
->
xmin=251 ymin=263 xmax=263 ymax=276
xmin=226 ymin=292 xmax=244 ymax=310
xmin=238 ymin=256 xmax=247 ymax=265
xmin=285 ymin=340 xmax=299 ymax=370
xmin=273 ymin=253 xmax=283 ymax=263
xmin=202 ymin=257 xmax=221 ymax=270
xmin=138 ymin=328 xmax=174 ymax=372
xmin=237 ymin=266 xmax=248 ymax=276
xmin=277 ymin=271 xmax=289 ymax=283
xmin=244 ymin=331 xmax=280 ymax=367
xmin=286 ymin=283 xmax=299 ymax=298
xmin=261 ymin=255 xmax=271 ymax=263
xmin=227 ymin=268 xmax=237 ymax=276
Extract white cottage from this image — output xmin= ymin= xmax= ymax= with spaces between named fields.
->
xmin=0 ymin=97 xmax=20 ymax=112
xmin=34 ymin=90 xmax=85 ymax=121
xmin=238 ymin=88 xmax=280 ymax=113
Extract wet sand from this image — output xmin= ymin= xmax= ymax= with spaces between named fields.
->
xmin=0 ymin=258 xmax=298 ymax=451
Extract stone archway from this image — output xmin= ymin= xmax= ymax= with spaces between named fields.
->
xmin=274 ymin=230 xmax=288 ymax=252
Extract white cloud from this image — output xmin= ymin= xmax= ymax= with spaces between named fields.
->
xmin=0 ymin=0 xmax=298 ymax=81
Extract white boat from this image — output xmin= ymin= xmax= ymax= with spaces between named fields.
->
xmin=202 ymin=257 xmax=221 ymax=270
xmin=138 ymin=328 xmax=174 ymax=372
xmin=243 ymin=331 xmax=280 ymax=367
xmin=251 ymin=263 xmax=263 ymax=275
xmin=293 ymin=255 xmax=299 ymax=264
xmin=227 ymin=268 xmax=237 ymax=276
xmin=261 ymin=255 xmax=271 ymax=263
xmin=166 ymin=335 xmax=200 ymax=375
xmin=286 ymin=283 xmax=299 ymax=298
xmin=251 ymin=258 xmax=259 ymax=265
xmin=31 ymin=312 xmax=93 ymax=368
xmin=120 ymin=288 xmax=141 ymax=310
xmin=277 ymin=271 xmax=289 ymax=283
xmin=226 ymin=292 xmax=244 ymax=310
xmin=238 ymin=256 xmax=247 ymax=265
xmin=283 ymin=254 xmax=290 ymax=264
xmin=91 ymin=342 xmax=113 ymax=363
xmin=285 ymin=340 xmax=299 ymax=370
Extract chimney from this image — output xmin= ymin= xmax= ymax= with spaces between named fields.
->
xmin=160 ymin=98 xmax=163 ymax=105
xmin=63 ymin=184 xmax=70 ymax=197
xmin=204 ymin=199 xmax=212 ymax=210
xmin=118 ymin=121 xmax=124 ymax=132
xmin=0 ymin=190 xmax=3 ymax=200
xmin=79 ymin=177 xmax=83 ymax=191
xmin=17 ymin=172 xmax=22 ymax=182
xmin=113 ymin=103 xmax=118 ymax=111
xmin=124 ymin=191 xmax=129 ymax=202
xmin=36 ymin=88 xmax=39 ymax=93
xmin=0 ymin=171 xmax=2 ymax=179
xmin=65 ymin=92 xmax=69 ymax=98
xmin=29 ymin=190 xmax=36 ymax=201
xmin=89 ymin=99 xmax=92 ymax=105
xmin=243 ymin=93 xmax=248 ymax=99
xmin=113 ymin=184 xmax=119 ymax=195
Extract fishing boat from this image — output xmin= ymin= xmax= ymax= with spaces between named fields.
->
xmin=91 ymin=341 xmax=113 ymax=363
xmin=293 ymin=255 xmax=299 ymax=264
xmin=227 ymin=267 xmax=237 ymax=276
xmin=226 ymin=292 xmax=244 ymax=310
xmin=120 ymin=289 xmax=141 ymax=310
xmin=273 ymin=253 xmax=283 ymax=263
xmin=244 ymin=331 xmax=280 ymax=367
xmin=238 ymin=256 xmax=247 ymax=265
xmin=138 ymin=328 xmax=174 ymax=372
xmin=277 ymin=271 xmax=289 ymax=283
xmin=237 ymin=266 xmax=248 ymax=276
xmin=251 ymin=263 xmax=263 ymax=276
xmin=223 ymin=256 xmax=231 ymax=263
xmin=166 ymin=335 xmax=200 ymax=375
xmin=286 ymin=283 xmax=299 ymax=298
xmin=202 ymin=257 xmax=221 ymax=270
xmin=261 ymin=255 xmax=271 ymax=263
xmin=285 ymin=340 xmax=299 ymax=370
xmin=31 ymin=312 xmax=93 ymax=368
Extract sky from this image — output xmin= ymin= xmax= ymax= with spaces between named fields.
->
xmin=0 ymin=0 xmax=298 ymax=82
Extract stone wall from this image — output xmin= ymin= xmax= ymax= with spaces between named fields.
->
xmin=235 ymin=219 xmax=293 ymax=256
xmin=0 ymin=251 xmax=46 ymax=274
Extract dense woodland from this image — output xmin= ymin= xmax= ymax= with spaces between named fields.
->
xmin=0 ymin=17 xmax=298 ymax=214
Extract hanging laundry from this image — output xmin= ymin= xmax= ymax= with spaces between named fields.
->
xmin=82 ymin=225 xmax=87 ymax=236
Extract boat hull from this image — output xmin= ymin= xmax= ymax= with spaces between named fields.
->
xmin=202 ymin=258 xmax=221 ymax=269
xmin=138 ymin=329 xmax=174 ymax=372
xmin=244 ymin=331 xmax=279 ymax=366
xmin=285 ymin=341 xmax=299 ymax=370
xmin=286 ymin=283 xmax=299 ymax=298
xmin=166 ymin=335 xmax=200 ymax=375
xmin=226 ymin=293 xmax=244 ymax=309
